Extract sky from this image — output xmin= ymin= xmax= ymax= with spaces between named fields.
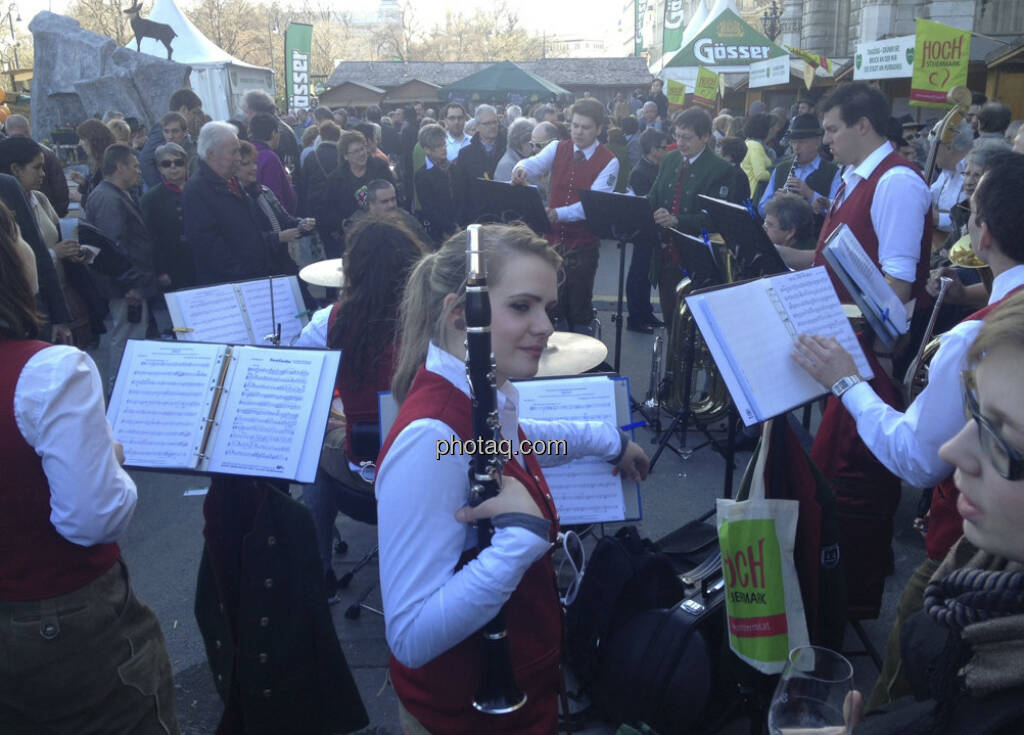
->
xmin=16 ymin=0 xmax=630 ymax=43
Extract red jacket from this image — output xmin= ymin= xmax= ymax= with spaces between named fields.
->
xmin=376 ymin=366 xmax=562 ymax=734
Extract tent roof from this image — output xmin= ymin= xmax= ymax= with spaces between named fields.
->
xmin=126 ymin=0 xmax=268 ymax=70
xmin=437 ymin=61 xmax=571 ymax=101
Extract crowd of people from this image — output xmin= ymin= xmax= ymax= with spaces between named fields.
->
xmin=2 ymin=72 xmax=1024 ymax=734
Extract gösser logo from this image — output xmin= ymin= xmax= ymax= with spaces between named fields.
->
xmin=291 ymin=50 xmax=310 ymax=109
xmin=694 ymin=37 xmax=772 ymax=64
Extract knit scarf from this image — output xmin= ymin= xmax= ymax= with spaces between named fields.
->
xmin=923 ymin=539 xmax=1024 ymax=700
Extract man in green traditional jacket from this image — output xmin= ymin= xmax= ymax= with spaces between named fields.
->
xmin=648 ymin=107 xmax=741 ymax=329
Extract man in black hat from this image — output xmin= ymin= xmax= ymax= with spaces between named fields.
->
xmin=900 ymin=116 xmax=928 ymax=168
xmin=756 ymin=113 xmax=840 ymax=227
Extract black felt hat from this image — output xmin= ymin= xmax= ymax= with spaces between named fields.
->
xmin=788 ymin=113 xmax=824 ymax=139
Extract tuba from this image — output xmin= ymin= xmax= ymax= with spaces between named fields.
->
xmin=903 ymin=276 xmax=951 ymax=402
xmin=663 ymin=275 xmax=732 ymax=423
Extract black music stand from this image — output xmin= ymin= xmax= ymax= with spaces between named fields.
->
xmin=578 ymin=189 xmax=660 ymax=374
xmin=697 ymin=194 xmax=788 ymax=278
xmin=475 ymin=178 xmax=553 ymax=236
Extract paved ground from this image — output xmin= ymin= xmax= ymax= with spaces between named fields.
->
xmin=121 ymin=239 xmax=924 ymax=733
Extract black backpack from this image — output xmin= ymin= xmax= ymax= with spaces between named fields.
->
xmin=564 ymin=526 xmax=685 ymax=692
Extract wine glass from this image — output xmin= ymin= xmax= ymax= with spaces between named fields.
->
xmin=767 ymin=645 xmax=854 ymax=735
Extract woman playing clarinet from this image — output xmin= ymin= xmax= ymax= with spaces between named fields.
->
xmin=376 ymin=223 xmax=649 ymax=734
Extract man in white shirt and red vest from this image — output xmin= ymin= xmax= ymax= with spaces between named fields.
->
xmin=794 ymin=150 xmax=1024 ymax=709
xmin=512 ymin=98 xmax=619 ymax=334
xmin=804 ymin=82 xmax=933 ymax=621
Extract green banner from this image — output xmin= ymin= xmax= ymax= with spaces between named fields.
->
xmin=635 ymin=0 xmax=644 ymax=57
xmin=284 ymin=22 xmax=313 ymax=112
xmin=663 ymin=0 xmax=686 ymax=58
xmin=911 ymin=18 xmax=971 ymax=108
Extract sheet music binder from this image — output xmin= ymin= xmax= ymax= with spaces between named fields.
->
xmin=475 ymin=178 xmax=553 ymax=235
xmin=697 ymin=193 xmax=788 ymax=277
xmin=106 ymin=340 xmax=340 ymax=483
xmin=820 ymin=223 xmax=910 ymax=350
xmin=164 ymin=275 xmax=308 ymax=346
xmin=686 ymin=267 xmax=874 ymax=426
xmin=376 ymin=374 xmax=641 ymax=524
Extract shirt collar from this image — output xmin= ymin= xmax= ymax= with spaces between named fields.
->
xmin=796 ymin=155 xmax=822 ymax=173
xmin=685 ymin=147 xmax=705 ymax=165
xmin=989 ymin=264 xmax=1024 ymax=305
xmin=850 ymin=140 xmax=894 ymax=183
xmin=425 ymin=342 xmax=520 ymax=439
xmin=574 ymin=140 xmax=600 ymax=159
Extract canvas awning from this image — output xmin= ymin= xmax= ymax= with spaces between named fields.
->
xmin=437 ymin=61 xmax=571 ymax=104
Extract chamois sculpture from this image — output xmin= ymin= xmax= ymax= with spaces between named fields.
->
xmin=123 ymin=2 xmax=177 ymax=60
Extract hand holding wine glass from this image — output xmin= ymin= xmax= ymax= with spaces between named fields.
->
xmin=768 ymin=646 xmax=861 ymax=734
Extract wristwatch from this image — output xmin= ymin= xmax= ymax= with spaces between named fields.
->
xmin=830 ymin=375 xmax=863 ymax=398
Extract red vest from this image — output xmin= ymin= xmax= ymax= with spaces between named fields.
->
xmin=547 ymin=140 xmax=615 ymax=251
xmin=327 ymin=304 xmax=395 ymax=463
xmin=376 ymin=367 xmax=562 ymax=735
xmin=0 ymin=339 xmax=120 ymax=601
xmin=812 ymin=150 xmax=932 ymax=305
xmin=925 ymin=283 xmax=1024 ymax=560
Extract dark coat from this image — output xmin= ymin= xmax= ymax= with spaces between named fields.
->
xmin=627 ymin=155 xmax=659 ymax=197
xmin=274 ymin=118 xmax=300 ymax=173
xmin=296 ymin=142 xmax=338 ymax=220
xmin=183 ymin=160 xmax=283 ymax=286
xmin=39 ymin=144 xmax=70 ymax=218
xmin=322 ymin=157 xmax=394 ymax=249
xmin=647 ymin=147 xmax=741 ymax=235
xmin=0 ymin=174 xmax=70 ymax=324
xmin=195 ymin=478 xmax=368 ymax=735
xmin=379 ymin=123 xmax=400 ymax=157
xmin=140 ymin=182 xmax=195 ymax=290
xmin=414 ymin=162 xmax=458 ymax=245
xmin=452 ymin=131 xmax=507 ymax=226
xmin=82 ymin=180 xmax=156 ymax=299
xmin=139 ymin=120 xmax=166 ymax=189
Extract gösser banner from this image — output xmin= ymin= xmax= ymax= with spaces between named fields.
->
xmin=911 ymin=19 xmax=971 ymax=107
xmin=285 ymin=22 xmax=314 ymax=112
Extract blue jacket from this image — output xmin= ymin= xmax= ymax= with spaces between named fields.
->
xmin=183 ymin=160 xmax=282 ymax=286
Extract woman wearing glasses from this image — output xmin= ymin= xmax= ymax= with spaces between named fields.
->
xmin=140 ymin=142 xmax=196 ymax=291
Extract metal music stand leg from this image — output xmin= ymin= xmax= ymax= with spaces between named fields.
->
xmin=611 ymin=237 xmax=629 ymax=374
xmin=649 ymin=317 xmax=699 ymax=471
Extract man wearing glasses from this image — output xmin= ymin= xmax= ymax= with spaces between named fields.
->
xmin=442 ymin=103 xmax=471 ymax=162
xmin=452 ymin=104 xmax=506 ymax=225
xmin=648 ymin=107 xmax=740 ymax=331
xmin=793 ymin=152 xmax=1024 ymax=711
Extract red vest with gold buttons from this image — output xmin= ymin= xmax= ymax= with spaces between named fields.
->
xmin=547 ymin=139 xmax=615 ymax=251
xmin=376 ymin=366 xmax=562 ymax=735
xmin=0 ymin=339 xmax=120 ymax=601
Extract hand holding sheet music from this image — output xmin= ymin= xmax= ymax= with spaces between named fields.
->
xmin=687 ymin=266 xmax=872 ymax=426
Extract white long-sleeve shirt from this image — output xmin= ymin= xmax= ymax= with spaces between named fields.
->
xmin=836 ymin=141 xmax=931 ymax=284
xmin=375 ymin=343 xmax=621 ymax=668
xmin=930 ymin=158 xmax=966 ymax=233
xmin=293 ymin=304 xmax=332 ymax=348
xmin=512 ymin=139 xmax=619 ymax=223
xmin=13 ymin=346 xmax=137 ymax=546
xmin=841 ymin=264 xmax=1024 ymax=488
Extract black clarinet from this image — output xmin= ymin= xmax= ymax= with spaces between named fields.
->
xmin=464 ymin=224 xmax=528 ymax=715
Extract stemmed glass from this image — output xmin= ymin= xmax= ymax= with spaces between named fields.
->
xmin=768 ymin=645 xmax=854 ymax=734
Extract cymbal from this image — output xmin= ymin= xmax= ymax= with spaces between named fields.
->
xmin=299 ymin=258 xmax=344 ymax=287
xmin=535 ymin=332 xmax=608 ymax=377
xmin=949 ymin=235 xmax=986 ymax=269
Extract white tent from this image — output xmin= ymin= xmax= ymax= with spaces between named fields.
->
xmin=125 ymin=0 xmax=274 ymax=121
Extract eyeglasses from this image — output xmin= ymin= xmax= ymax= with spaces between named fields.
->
xmin=531 ymin=140 xmax=553 ymax=149
xmin=159 ymin=159 xmax=187 ymax=168
xmin=962 ymin=370 xmax=1024 ymax=481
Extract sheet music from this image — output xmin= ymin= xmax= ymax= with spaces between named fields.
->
xmin=107 ymin=341 xmax=225 ymax=467
xmin=208 ymin=348 xmax=327 ymax=479
xmin=689 ymin=267 xmax=871 ymax=426
xmin=514 ymin=377 xmax=627 ymax=525
xmin=166 ymin=283 xmax=250 ymax=344
xmin=826 ymin=225 xmax=908 ymax=335
xmin=772 ymin=266 xmax=873 ymax=379
xmin=236 ymin=277 xmax=307 ymax=346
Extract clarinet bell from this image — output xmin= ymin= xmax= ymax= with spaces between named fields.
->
xmin=472 ymin=635 xmax=527 ymax=714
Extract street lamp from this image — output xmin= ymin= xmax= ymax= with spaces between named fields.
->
xmin=760 ymin=0 xmax=781 ymax=42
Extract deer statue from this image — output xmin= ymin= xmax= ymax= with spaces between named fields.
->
xmin=123 ymin=2 xmax=177 ymax=61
